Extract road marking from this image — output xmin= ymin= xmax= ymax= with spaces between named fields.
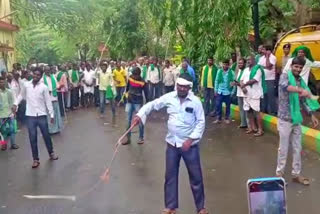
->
xmin=23 ymin=195 xmax=76 ymax=201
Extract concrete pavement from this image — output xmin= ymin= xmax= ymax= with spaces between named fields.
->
xmin=0 ymin=107 xmax=320 ymax=214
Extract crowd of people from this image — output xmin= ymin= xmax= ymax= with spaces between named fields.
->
xmin=0 ymin=44 xmax=320 ymax=213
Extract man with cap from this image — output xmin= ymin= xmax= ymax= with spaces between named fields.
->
xmin=131 ymin=73 xmax=208 ymax=214
xmin=283 ymin=45 xmax=320 ymax=84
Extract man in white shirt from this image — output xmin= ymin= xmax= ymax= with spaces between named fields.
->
xmin=13 ymin=68 xmax=58 ymax=169
xmin=147 ymin=57 xmax=161 ymax=101
xmin=258 ymin=45 xmax=277 ymax=115
xmin=241 ymin=55 xmax=265 ymax=137
xmin=163 ymin=60 xmax=175 ymax=93
xmin=131 ymin=73 xmax=208 ymax=214
xmin=234 ymin=58 xmax=248 ymax=128
xmin=282 ymin=45 xmax=320 ymax=84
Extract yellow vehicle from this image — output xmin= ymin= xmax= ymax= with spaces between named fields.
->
xmin=274 ymin=24 xmax=320 ymax=94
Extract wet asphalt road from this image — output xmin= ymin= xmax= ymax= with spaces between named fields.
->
xmin=0 ymin=106 xmax=319 ymax=214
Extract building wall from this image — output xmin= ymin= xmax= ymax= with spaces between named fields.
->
xmin=0 ymin=0 xmax=16 ymax=72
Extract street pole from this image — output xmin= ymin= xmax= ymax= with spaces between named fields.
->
xmin=252 ymin=0 xmax=263 ymax=51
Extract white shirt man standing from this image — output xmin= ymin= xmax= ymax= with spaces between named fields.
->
xmin=258 ymin=45 xmax=277 ymax=115
xmin=13 ymin=68 xmax=58 ymax=169
xmin=163 ymin=60 xmax=175 ymax=93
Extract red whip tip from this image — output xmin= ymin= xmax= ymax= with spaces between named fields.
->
xmin=100 ymin=169 xmax=110 ymax=183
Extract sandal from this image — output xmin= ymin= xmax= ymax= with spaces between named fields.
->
xmin=292 ymin=176 xmax=310 ymax=186
xmin=32 ymin=160 xmax=40 ymax=169
xmin=10 ymin=144 xmax=19 ymax=150
xmin=238 ymin=125 xmax=248 ymax=129
xmin=162 ymin=209 xmax=176 ymax=214
xmin=246 ymin=129 xmax=257 ymax=134
xmin=49 ymin=153 xmax=59 ymax=160
xmin=254 ymin=131 xmax=264 ymax=137
xmin=198 ymin=209 xmax=209 ymax=214
xmin=138 ymin=139 xmax=144 ymax=145
xmin=1 ymin=144 xmax=7 ymax=151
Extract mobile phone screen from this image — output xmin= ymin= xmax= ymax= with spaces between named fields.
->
xmin=248 ymin=178 xmax=287 ymax=214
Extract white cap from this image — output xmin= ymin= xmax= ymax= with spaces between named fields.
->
xmin=176 ymin=77 xmax=193 ymax=87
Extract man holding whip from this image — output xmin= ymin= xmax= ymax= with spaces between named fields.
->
xmin=131 ymin=73 xmax=208 ymax=214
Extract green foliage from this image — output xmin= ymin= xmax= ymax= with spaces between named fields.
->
xmin=11 ymin=0 xmax=320 ymax=67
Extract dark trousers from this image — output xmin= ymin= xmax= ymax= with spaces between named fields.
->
xmin=116 ymin=87 xmax=125 ymax=102
xmin=149 ymin=82 xmax=160 ymax=101
xmin=165 ymin=144 xmax=205 ymax=212
xmin=27 ymin=116 xmax=54 ymax=161
xmin=71 ymin=87 xmax=80 ymax=109
xmin=84 ymin=93 xmax=94 ymax=107
xmin=17 ymin=100 xmax=26 ymax=124
xmin=216 ymin=94 xmax=231 ymax=120
xmin=165 ymin=85 xmax=174 ymax=94
xmin=203 ymin=88 xmax=215 ymax=115
xmin=94 ymin=86 xmax=100 ymax=106
xmin=57 ymin=92 xmax=67 ymax=117
xmin=80 ymin=87 xmax=85 ymax=107
xmin=261 ymin=80 xmax=277 ymax=115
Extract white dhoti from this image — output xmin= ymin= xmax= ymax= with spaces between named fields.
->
xmin=243 ymin=97 xmax=260 ymax=112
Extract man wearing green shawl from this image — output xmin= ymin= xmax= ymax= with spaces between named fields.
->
xmin=68 ymin=63 xmax=80 ymax=110
xmin=200 ymin=57 xmax=218 ymax=116
xmin=277 ymin=57 xmax=319 ymax=186
xmin=147 ymin=57 xmax=161 ymax=101
xmin=283 ymin=45 xmax=320 ymax=84
xmin=0 ymin=76 xmax=18 ymax=151
xmin=234 ymin=58 xmax=248 ymax=128
xmin=43 ymin=65 xmax=63 ymax=134
xmin=213 ymin=59 xmax=235 ymax=124
xmin=240 ymin=55 xmax=266 ymax=137
xmin=98 ymin=61 xmax=116 ymax=117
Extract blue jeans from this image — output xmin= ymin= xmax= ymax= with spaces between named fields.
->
xmin=165 ymin=143 xmax=205 ymax=212
xmin=27 ymin=116 xmax=54 ymax=161
xmin=216 ymin=94 xmax=231 ymax=120
xmin=99 ymin=90 xmax=115 ymax=115
xmin=149 ymin=82 xmax=160 ymax=101
xmin=126 ymin=103 xmax=144 ymax=140
xmin=203 ymin=88 xmax=215 ymax=115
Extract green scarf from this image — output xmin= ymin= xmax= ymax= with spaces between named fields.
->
xmin=291 ymin=46 xmax=314 ymax=62
xmin=249 ymin=65 xmax=267 ymax=94
xmin=56 ymin=71 xmax=65 ymax=82
xmin=255 ymin=54 xmax=261 ymax=63
xmin=43 ymin=74 xmax=57 ymax=97
xmin=71 ymin=70 xmax=79 ymax=83
xmin=237 ymin=68 xmax=245 ymax=82
xmin=216 ymin=69 xmax=234 ymax=91
xmin=149 ymin=64 xmax=160 ymax=79
xmin=150 ymin=64 xmax=155 ymax=71
xmin=288 ymin=70 xmax=320 ymax=125
xmin=231 ymin=63 xmax=237 ymax=71
xmin=202 ymin=65 xmax=218 ymax=88
xmin=142 ymin=65 xmax=147 ymax=80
